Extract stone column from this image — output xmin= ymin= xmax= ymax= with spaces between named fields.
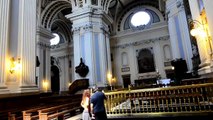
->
xmin=66 ymin=1 xmax=113 ymax=87
xmin=6 ymin=0 xmax=38 ymax=93
xmin=58 ymin=55 xmax=70 ymax=92
xmin=203 ymin=1 xmax=213 ymax=53
xmin=104 ymin=28 xmax=112 ymax=83
xmin=64 ymin=55 xmax=70 ymax=91
xmin=202 ymin=1 xmax=213 ymax=72
xmin=188 ymin=0 xmax=213 ymax=76
xmin=166 ymin=0 xmax=193 ymax=71
xmin=0 ymin=0 xmax=10 ymax=94
xmin=37 ymin=27 xmax=54 ymax=92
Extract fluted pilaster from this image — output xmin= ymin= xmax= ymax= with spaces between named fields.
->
xmin=17 ymin=0 xmax=38 ymax=92
xmin=0 ymin=0 xmax=10 ymax=93
xmin=37 ymin=27 xmax=54 ymax=92
xmin=166 ymin=0 xmax=193 ymax=71
xmin=188 ymin=0 xmax=213 ymax=76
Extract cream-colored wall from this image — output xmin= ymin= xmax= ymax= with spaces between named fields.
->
xmin=51 ymin=43 xmax=73 ymax=92
xmin=111 ymin=22 xmax=170 ymax=86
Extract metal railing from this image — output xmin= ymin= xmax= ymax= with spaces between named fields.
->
xmin=104 ymin=83 xmax=213 ymax=118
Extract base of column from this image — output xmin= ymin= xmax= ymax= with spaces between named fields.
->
xmin=198 ymin=65 xmax=213 ymax=78
xmin=0 ymin=85 xmax=10 ymax=94
xmin=18 ymin=85 xmax=39 ymax=93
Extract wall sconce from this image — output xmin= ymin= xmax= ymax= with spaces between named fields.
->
xmin=107 ymin=73 xmax=113 ymax=90
xmin=107 ymin=73 xmax=112 ymax=83
xmin=43 ymin=80 xmax=48 ymax=92
xmin=190 ymin=19 xmax=212 ymax=54
xmin=190 ymin=20 xmax=207 ymax=38
xmin=9 ymin=57 xmax=21 ymax=74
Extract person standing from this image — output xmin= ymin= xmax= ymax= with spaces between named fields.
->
xmin=90 ymin=87 xmax=107 ymax=120
xmin=81 ymin=89 xmax=91 ymax=120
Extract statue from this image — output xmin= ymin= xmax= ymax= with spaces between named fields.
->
xmin=75 ymin=58 xmax=89 ymax=77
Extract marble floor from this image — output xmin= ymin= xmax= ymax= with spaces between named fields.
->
xmin=66 ymin=113 xmax=82 ymax=120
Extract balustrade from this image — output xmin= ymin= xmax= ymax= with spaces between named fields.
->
xmin=105 ymin=83 xmax=213 ymax=118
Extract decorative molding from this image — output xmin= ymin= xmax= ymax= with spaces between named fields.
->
xmin=58 ymin=54 xmax=72 ymax=59
xmin=37 ymin=26 xmax=55 ymax=39
xmin=37 ymin=42 xmax=51 ymax=49
xmin=100 ymin=24 xmax=110 ymax=34
xmin=73 ymin=23 xmax=93 ymax=33
xmin=72 ymin=27 xmax=81 ymax=34
xmin=138 ymin=72 xmax=159 ymax=79
xmin=176 ymin=1 xmax=182 ymax=8
xmin=83 ymin=24 xmax=93 ymax=32
xmin=176 ymin=0 xmax=184 ymax=11
xmin=112 ymin=36 xmax=170 ymax=49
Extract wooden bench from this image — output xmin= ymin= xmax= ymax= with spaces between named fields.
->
xmin=38 ymin=101 xmax=81 ymax=120
xmin=8 ymin=109 xmax=24 ymax=120
xmin=22 ymin=105 xmax=50 ymax=120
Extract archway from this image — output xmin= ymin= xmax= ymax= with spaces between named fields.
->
xmin=51 ymin=65 xmax=60 ymax=93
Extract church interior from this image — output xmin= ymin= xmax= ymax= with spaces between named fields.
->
xmin=1 ymin=0 xmax=213 ymax=119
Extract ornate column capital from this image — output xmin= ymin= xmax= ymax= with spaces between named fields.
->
xmin=72 ymin=27 xmax=81 ymax=34
xmin=83 ymin=24 xmax=93 ymax=32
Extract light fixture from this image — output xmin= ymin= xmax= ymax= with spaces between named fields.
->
xmin=107 ymin=73 xmax=112 ymax=83
xmin=107 ymin=73 xmax=113 ymax=90
xmin=43 ymin=80 xmax=48 ymax=92
xmin=190 ymin=19 xmax=212 ymax=56
xmin=9 ymin=57 xmax=21 ymax=74
xmin=190 ymin=20 xmax=207 ymax=37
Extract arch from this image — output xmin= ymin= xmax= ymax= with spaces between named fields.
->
xmin=51 ymin=57 xmax=61 ymax=93
xmin=51 ymin=19 xmax=72 ymax=43
xmin=119 ymin=5 xmax=164 ymax=32
xmin=41 ymin=0 xmax=71 ymax=29
xmin=116 ymin=0 xmax=164 ymax=31
xmin=51 ymin=65 xmax=60 ymax=93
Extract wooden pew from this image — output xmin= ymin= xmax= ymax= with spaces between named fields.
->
xmin=38 ymin=101 xmax=81 ymax=120
xmin=22 ymin=105 xmax=50 ymax=120
xmin=21 ymin=94 xmax=82 ymax=120
xmin=8 ymin=110 xmax=23 ymax=120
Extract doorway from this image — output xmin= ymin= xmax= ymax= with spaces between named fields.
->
xmin=122 ymin=75 xmax=131 ymax=88
xmin=51 ymin=65 xmax=60 ymax=94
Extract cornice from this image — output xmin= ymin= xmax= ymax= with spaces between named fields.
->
xmin=36 ymin=26 xmax=55 ymax=39
xmin=37 ymin=42 xmax=51 ymax=49
xmin=57 ymin=54 xmax=73 ymax=59
xmin=112 ymin=35 xmax=170 ymax=49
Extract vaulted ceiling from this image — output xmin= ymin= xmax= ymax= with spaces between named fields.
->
xmin=108 ymin=0 xmax=165 ymax=20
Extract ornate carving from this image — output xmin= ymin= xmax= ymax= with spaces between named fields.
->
xmin=72 ymin=27 xmax=81 ymax=34
xmin=37 ymin=42 xmax=51 ymax=49
xmin=78 ymin=0 xmax=83 ymax=7
xmin=100 ymin=25 xmax=110 ymax=34
xmin=41 ymin=0 xmax=51 ymax=9
xmin=75 ymin=58 xmax=89 ymax=77
xmin=58 ymin=54 xmax=72 ymax=59
xmin=83 ymin=24 xmax=93 ymax=31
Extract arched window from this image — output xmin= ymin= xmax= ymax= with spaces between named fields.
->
xmin=131 ymin=11 xmax=151 ymax=27
xmin=122 ymin=8 xmax=161 ymax=31
xmin=50 ymin=33 xmax=60 ymax=46
xmin=137 ymin=48 xmax=155 ymax=73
